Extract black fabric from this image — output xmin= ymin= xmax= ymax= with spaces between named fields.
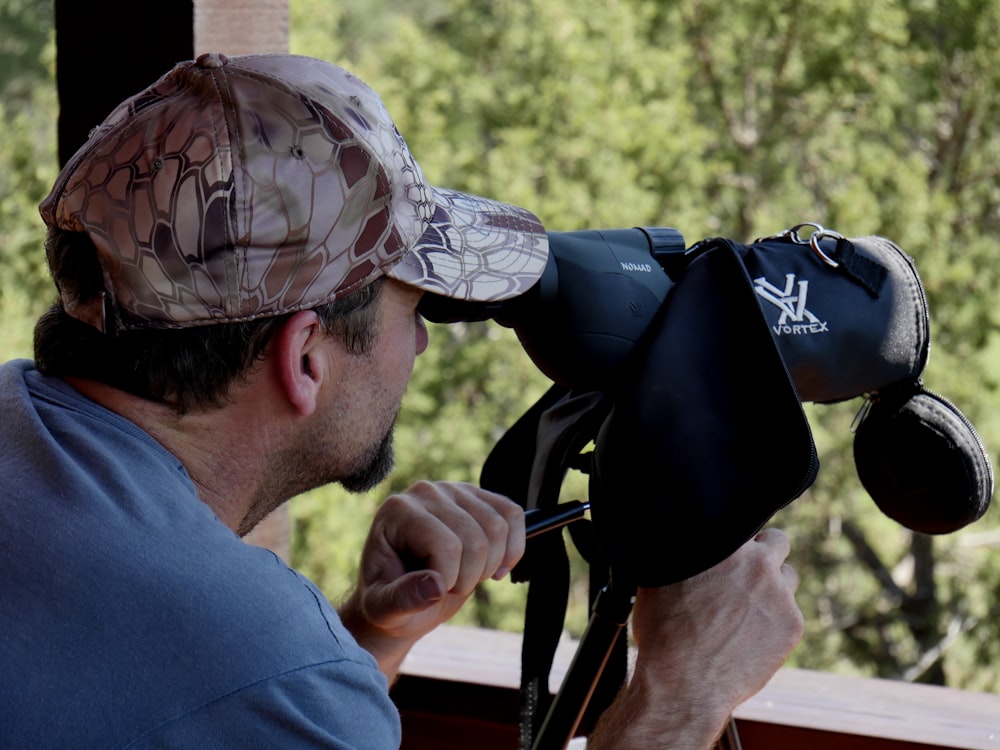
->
xmin=591 ymin=240 xmax=818 ymax=587
xmin=480 ymin=384 xmax=568 ymax=515
xmin=830 ymin=235 xmax=889 ymax=296
xmin=516 ymin=530 xmax=569 ymax=749
xmin=481 ymin=387 xmax=610 ymax=750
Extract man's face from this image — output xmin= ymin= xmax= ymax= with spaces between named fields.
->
xmin=335 ymin=280 xmax=428 ymax=491
xmin=310 ymin=279 xmax=428 ymax=493
xmin=223 ymin=280 xmax=431 ymax=536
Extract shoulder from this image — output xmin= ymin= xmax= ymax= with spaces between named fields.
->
xmin=125 ymin=657 xmax=401 ymax=749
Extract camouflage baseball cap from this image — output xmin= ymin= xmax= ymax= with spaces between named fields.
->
xmin=39 ymin=52 xmax=549 ymax=331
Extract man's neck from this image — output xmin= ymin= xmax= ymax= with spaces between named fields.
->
xmin=63 ymin=376 xmax=279 ymax=535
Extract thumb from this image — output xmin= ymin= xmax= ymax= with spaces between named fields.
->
xmin=364 ymin=570 xmax=446 ymax=624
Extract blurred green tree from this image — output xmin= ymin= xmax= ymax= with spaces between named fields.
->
xmin=0 ymin=0 xmax=57 ymax=359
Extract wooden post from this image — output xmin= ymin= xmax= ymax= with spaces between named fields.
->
xmin=52 ymin=0 xmax=194 ymax=165
xmin=194 ymin=0 xmax=289 ymax=56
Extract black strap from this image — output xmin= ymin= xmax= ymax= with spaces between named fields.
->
xmin=518 ymin=531 xmax=570 ymax=747
xmin=819 ymin=235 xmax=888 ymax=297
xmin=567 ymin=519 xmax=627 ymax=736
xmin=482 ymin=388 xmax=611 ymax=749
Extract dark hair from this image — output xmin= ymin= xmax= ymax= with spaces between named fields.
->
xmin=34 ymin=229 xmax=384 ymax=414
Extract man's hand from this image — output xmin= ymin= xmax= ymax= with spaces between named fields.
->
xmin=339 ymin=481 xmax=525 ymax=679
xmin=589 ymin=528 xmax=804 ymax=749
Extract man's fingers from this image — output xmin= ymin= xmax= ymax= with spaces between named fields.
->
xmin=375 ymin=482 xmax=524 ymax=596
xmin=449 ymin=485 xmax=526 ymax=582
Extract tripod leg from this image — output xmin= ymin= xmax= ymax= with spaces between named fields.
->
xmin=530 ymin=580 xmax=635 ymax=750
xmin=716 ymin=717 xmax=743 ymax=750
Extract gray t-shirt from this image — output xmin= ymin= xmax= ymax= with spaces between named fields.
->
xmin=0 ymin=360 xmax=400 ymax=749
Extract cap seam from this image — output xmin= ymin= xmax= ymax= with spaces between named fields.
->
xmin=205 ymin=60 xmax=246 ymax=319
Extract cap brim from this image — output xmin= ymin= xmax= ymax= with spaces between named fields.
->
xmin=386 ymin=187 xmax=549 ymax=302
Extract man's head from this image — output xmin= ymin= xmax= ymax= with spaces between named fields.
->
xmin=35 ymin=53 xmax=549 ymax=411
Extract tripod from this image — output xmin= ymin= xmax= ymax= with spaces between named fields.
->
xmin=524 ymin=502 xmax=743 ymax=750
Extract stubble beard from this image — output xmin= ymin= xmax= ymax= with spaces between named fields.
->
xmin=238 ymin=412 xmax=398 ymax=537
xmin=338 ymin=425 xmax=396 ymax=493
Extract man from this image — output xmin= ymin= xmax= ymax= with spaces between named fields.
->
xmin=0 ymin=52 xmax=802 ymax=747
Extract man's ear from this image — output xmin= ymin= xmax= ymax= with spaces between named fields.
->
xmin=272 ymin=310 xmax=330 ymax=417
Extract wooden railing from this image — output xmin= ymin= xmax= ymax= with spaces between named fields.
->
xmin=392 ymin=625 xmax=1000 ymax=750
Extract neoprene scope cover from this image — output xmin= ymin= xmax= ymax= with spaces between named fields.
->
xmin=735 ymin=233 xmax=929 ymax=403
xmin=590 ymin=229 xmax=993 ymax=586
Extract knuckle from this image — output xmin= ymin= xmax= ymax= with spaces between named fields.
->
xmin=479 ymin=510 xmax=510 ymax=541
xmin=463 ymin=532 xmax=491 ymax=565
xmin=378 ymin=492 xmax=415 ymax=516
xmin=409 ymin=479 xmax=443 ymax=498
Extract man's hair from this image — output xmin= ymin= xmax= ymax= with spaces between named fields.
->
xmin=34 ymin=229 xmax=384 ymax=414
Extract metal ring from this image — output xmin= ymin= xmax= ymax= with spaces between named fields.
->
xmin=756 ymin=223 xmax=846 ymax=268
xmin=786 ymin=222 xmax=825 ymax=245
xmin=808 ymin=229 xmax=844 ymax=268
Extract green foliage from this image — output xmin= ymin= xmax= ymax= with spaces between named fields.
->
xmin=0 ymin=0 xmax=56 ymax=361
xmin=0 ymin=0 xmax=52 ymax=104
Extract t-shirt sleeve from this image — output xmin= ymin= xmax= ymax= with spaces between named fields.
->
xmin=124 ymin=659 xmax=401 ymax=749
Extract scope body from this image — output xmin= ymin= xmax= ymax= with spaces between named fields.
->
xmin=419 ymin=227 xmax=685 ymax=389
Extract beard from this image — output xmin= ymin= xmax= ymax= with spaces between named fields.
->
xmin=339 ymin=426 xmax=395 ymax=493
xmin=239 ymin=411 xmax=398 ymax=536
